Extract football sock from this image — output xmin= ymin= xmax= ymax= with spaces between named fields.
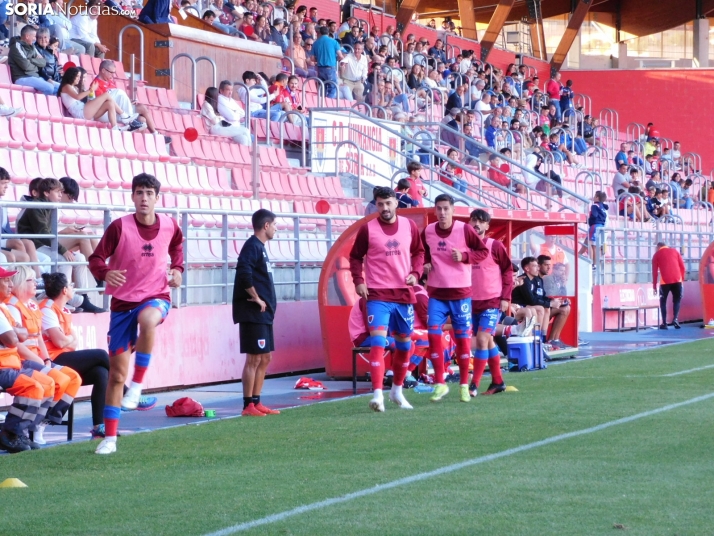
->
xmin=368 ymin=345 xmax=386 ymax=390
xmin=103 ymin=405 xmax=120 ymax=441
xmin=428 ymin=333 xmax=445 ymax=384
xmin=252 ymin=395 xmax=260 ymax=405
xmin=391 ymin=347 xmax=410 ymax=387
xmin=503 ymin=325 xmax=512 ymax=337
xmin=471 ymin=349 xmax=489 ymax=387
xmin=488 ymin=346 xmax=503 ymax=384
xmin=132 ymin=352 xmax=151 ymax=384
xmin=455 ymin=337 xmax=472 ymax=385
xmin=243 ymin=397 xmax=253 ymax=409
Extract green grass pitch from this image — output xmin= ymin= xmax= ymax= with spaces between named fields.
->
xmin=2 ymin=340 xmax=714 ymax=535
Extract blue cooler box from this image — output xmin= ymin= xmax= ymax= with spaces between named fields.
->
xmin=508 ymin=336 xmax=547 ymax=372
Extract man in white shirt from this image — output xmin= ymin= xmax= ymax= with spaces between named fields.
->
xmin=339 ymin=42 xmax=368 ymax=102
xmin=236 ymin=71 xmax=282 ymax=121
xmin=47 ymin=0 xmax=85 ymax=54
xmin=69 ymin=0 xmax=108 ymax=58
xmin=475 ymin=92 xmax=492 ymax=114
xmin=216 ymin=80 xmax=245 ymax=126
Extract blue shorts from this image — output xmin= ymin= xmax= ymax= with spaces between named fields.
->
xmin=427 ymin=297 xmax=471 ymax=338
xmin=472 ymin=308 xmax=500 ymax=336
xmin=366 ymin=301 xmax=414 ymax=339
xmin=107 ymin=299 xmax=170 ymax=357
xmin=588 ymin=224 xmax=603 ymax=242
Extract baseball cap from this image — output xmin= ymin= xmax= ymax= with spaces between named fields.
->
xmin=0 ymin=267 xmax=17 ymax=278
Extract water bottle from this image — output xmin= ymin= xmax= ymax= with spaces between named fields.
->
xmin=413 ymin=383 xmax=434 ymax=393
xmin=604 ymin=295 xmax=610 ymax=309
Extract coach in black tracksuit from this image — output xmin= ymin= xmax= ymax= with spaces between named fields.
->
xmin=232 ymin=209 xmax=280 ymax=416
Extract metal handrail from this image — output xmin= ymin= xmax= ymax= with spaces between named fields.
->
xmin=118 ymin=24 xmax=145 ymax=82
xmin=302 ymin=77 xmax=326 ymax=107
xmin=281 ymin=56 xmax=295 ymax=75
xmin=170 ymin=53 xmax=197 ymax=109
xmin=334 ymin=141 xmax=363 ymax=198
xmin=278 ymin=111 xmax=308 ymax=166
xmin=196 ymin=56 xmax=217 ymax=89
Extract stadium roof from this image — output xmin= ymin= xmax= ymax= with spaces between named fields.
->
xmin=414 ymin=0 xmax=714 ymax=37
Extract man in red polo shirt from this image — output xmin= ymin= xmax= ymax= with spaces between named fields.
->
xmin=652 ymin=241 xmax=686 ymax=330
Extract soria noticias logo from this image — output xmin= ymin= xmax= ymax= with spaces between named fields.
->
xmin=5 ymin=2 xmax=134 ymax=17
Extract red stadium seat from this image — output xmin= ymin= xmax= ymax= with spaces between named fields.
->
xmin=105 ymin=158 xmax=124 ymax=189
xmin=75 ymin=125 xmax=93 ymax=156
xmin=8 ymin=117 xmax=29 ymax=150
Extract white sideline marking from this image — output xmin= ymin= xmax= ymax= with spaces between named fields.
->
xmin=203 ymin=392 xmax=714 ymax=536
xmin=660 ymin=364 xmax=714 ymax=377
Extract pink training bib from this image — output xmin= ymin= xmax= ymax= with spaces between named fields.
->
xmin=364 ymin=216 xmax=413 ymax=289
xmin=471 ymin=238 xmax=503 ymax=301
xmin=424 ymin=220 xmax=471 ymax=289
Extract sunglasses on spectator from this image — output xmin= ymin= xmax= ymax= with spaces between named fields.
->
xmin=102 ymin=67 xmax=116 ymax=74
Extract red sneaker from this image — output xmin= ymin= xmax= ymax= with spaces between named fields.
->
xmin=254 ymin=403 xmax=280 ymax=415
xmin=241 ymin=403 xmax=266 ymax=417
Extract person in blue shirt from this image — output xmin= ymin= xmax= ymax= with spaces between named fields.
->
xmin=587 ymin=191 xmax=609 ymax=259
xmin=312 ymin=26 xmax=343 ymax=98
xmin=614 ymin=143 xmax=629 ymax=168
xmin=559 ymin=79 xmax=574 ymax=114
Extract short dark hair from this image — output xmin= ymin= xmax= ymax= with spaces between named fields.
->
xmin=470 ymin=208 xmax=490 ymax=223
xmin=396 ymin=178 xmax=411 ymax=191
xmin=511 ymin=262 xmax=520 ymax=272
xmin=406 ymin=161 xmax=422 ymax=173
xmin=132 ymin=173 xmax=161 ymax=195
xmin=202 ymin=10 xmax=214 ymax=19
xmin=252 ymin=208 xmax=276 ymax=231
xmin=537 ymin=255 xmax=551 ymax=265
xmin=373 ymin=186 xmax=396 ymax=200
xmin=242 ymin=71 xmax=257 ymax=82
xmin=319 ymin=26 xmax=329 ymax=35
xmin=29 ymin=177 xmax=42 ymax=196
xmin=434 ymin=193 xmax=454 ymax=206
xmin=521 ymin=256 xmax=537 ymax=269
xmin=218 ymin=80 xmax=232 ymax=91
xmin=59 ymin=177 xmax=79 ymax=201
xmin=0 ymin=167 xmax=9 ymax=182
xmin=42 ymin=272 xmax=69 ymax=300
xmin=275 ymin=73 xmax=288 ymax=83
xmin=38 ymin=178 xmax=61 ymax=198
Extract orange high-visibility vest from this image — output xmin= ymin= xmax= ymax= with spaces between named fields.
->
xmin=0 ymin=304 xmax=22 ymax=370
xmin=39 ymin=298 xmax=73 ymax=360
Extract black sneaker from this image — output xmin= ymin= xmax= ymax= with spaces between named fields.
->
xmin=78 ymin=295 xmax=106 ymax=314
xmin=0 ymin=431 xmax=31 ymax=453
xmin=673 ymin=320 xmax=681 ymax=329
xmin=20 ymin=435 xmax=41 ymax=450
xmin=659 ymin=323 xmax=668 ymax=330
xmin=468 ymin=383 xmax=478 ymax=397
xmin=128 ymin=119 xmax=146 ymax=132
xmin=163 ymin=135 xmax=173 ymax=145
xmin=481 ymin=382 xmax=506 ymax=396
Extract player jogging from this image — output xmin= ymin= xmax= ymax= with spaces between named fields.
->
xmin=232 ymin=209 xmax=281 ymax=417
xmin=422 ymin=195 xmax=488 ymax=403
xmin=349 ymin=186 xmax=424 ymax=412
xmin=468 ymin=209 xmax=518 ymax=397
xmin=88 ymin=173 xmax=184 ymax=455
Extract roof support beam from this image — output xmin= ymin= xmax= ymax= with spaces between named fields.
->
xmin=529 ymin=19 xmax=547 ymax=60
xmin=549 ymin=0 xmax=592 ymax=75
xmin=458 ymin=0 xmax=478 ymax=40
xmin=479 ymin=0 xmax=516 ymax=62
xmin=395 ymin=0 xmax=422 ymax=32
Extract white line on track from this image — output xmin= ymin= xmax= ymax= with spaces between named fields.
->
xmin=660 ymin=363 xmax=714 ymax=377
xmin=203 ymin=391 xmax=714 ymax=536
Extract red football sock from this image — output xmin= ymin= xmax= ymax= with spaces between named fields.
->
xmin=488 ymin=355 xmax=504 ymax=384
xmin=391 ymin=348 xmax=410 ymax=386
xmin=428 ymin=333 xmax=445 ymax=384
xmin=104 ymin=417 xmax=119 ymax=438
xmin=471 ymin=352 xmax=489 ymax=388
xmin=132 ymin=366 xmax=148 ymax=384
xmin=369 ymin=346 xmax=385 ymax=390
xmin=455 ymin=337 xmax=472 ymax=385
xmin=407 ymin=362 xmax=418 ymax=372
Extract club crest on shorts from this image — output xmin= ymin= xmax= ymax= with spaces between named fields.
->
xmin=461 ymin=303 xmax=469 ymax=313
xmin=257 ymin=339 xmax=266 ymax=349
xmin=367 ymin=315 xmax=374 ymax=324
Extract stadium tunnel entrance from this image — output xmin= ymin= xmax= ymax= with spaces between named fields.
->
xmin=318 ymin=207 xmax=586 ymax=379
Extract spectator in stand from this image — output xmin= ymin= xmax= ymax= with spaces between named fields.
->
xmin=57 ymin=177 xmax=101 ymax=260
xmin=652 ymin=241 xmax=685 ymax=329
xmin=406 ymin=161 xmax=427 ymax=207
xmin=559 ymin=79 xmax=574 ymax=115
xmin=439 ymin=107 xmax=460 ymax=148
xmin=34 ymin=28 xmax=61 ymax=85
xmin=292 ymin=33 xmax=315 ymax=78
xmin=579 ymin=114 xmax=596 ymax=145
xmin=680 ymin=178 xmax=694 ymax=209
xmin=428 ymin=39 xmax=446 ymax=63
xmin=69 ymin=0 xmax=107 ymax=58
xmin=240 ymin=12 xmax=259 ymax=40
xmin=285 ymin=76 xmax=309 ymax=125
xmin=0 ymin=169 xmax=34 ymax=267
xmin=470 ymin=78 xmax=486 ymax=103
xmin=59 ymin=67 xmax=142 ymax=130
xmin=474 ymin=92 xmax=492 ymax=114
xmin=301 ymin=21 xmax=317 ymax=42
xmin=202 ymin=10 xmax=240 ymax=35
xmin=646 ymin=188 xmax=665 ymax=218
xmin=266 ymin=73 xmax=293 ymax=115
xmin=615 ymin=143 xmax=629 ymax=168
xmin=307 ymin=6 xmax=317 ymax=22
xmin=216 ymin=79 xmax=246 ymax=125
xmin=586 ymin=191 xmax=608 ymax=259
xmin=395 ymin=179 xmax=419 ymax=208
xmin=46 ymin=0 xmax=82 ymax=53
xmin=382 ymin=79 xmax=409 ymax=114
xmin=339 ymin=41 xmax=368 ymax=102
xmin=364 ymin=186 xmax=379 ymax=216
xmin=201 ymin=86 xmax=251 ymax=145
xmin=548 ymin=132 xmax=580 ymax=167
xmin=445 ymin=82 xmax=466 ymax=115
xmin=235 ymin=72 xmax=279 ymax=121
xmin=8 ymin=25 xmax=60 ymax=95
xmin=93 ymin=60 xmax=158 ymax=136
xmin=341 ymin=24 xmax=362 ymax=48
xmin=671 ymin=141 xmax=683 ymax=168
xmin=487 ymin=153 xmax=510 ymax=188
xmin=545 ymin=72 xmax=562 ymax=121
xmin=312 ymin=26 xmax=343 ymax=99
xmin=628 ymin=149 xmax=644 ymax=167
xmin=254 ymin=15 xmax=271 ymax=43
xmin=269 ymin=19 xmax=288 ymax=52
xmin=17 ymin=178 xmax=104 ymax=313
xmin=461 ymin=122 xmax=483 ymax=163
xmin=485 ymin=117 xmax=503 ymax=149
